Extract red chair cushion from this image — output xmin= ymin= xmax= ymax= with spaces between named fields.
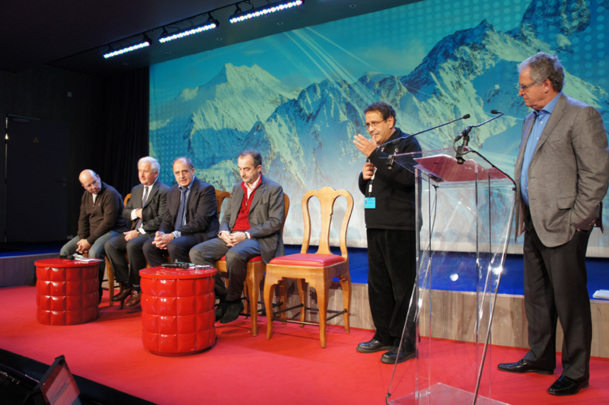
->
xmin=269 ymin=253 xmax=345 ymax=267
xmin=218 ymin=255 xmax=263 ymax=263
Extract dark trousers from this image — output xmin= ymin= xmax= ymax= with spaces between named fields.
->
xmin=142 ymin=235 xmax=200 ymax=267
xmin=522 ymin=216 xmax=592 ymax=381
xmin=367 ymin=228 xmax=417 ymax=348
xmin=189 ymin=237 xmax=261 ymax=301
xmin=104 ymin=233 xmax=152 ymax=288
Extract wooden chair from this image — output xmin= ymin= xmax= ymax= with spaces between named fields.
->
xmin=214 ymin=193 xmax=290 ymax=336
xmin=103 ymin=193 xmax=131 ymax=306
xmin=263 ymin=187 xmax=353 ymax=348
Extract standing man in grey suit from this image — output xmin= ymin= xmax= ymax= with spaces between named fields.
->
xmin=190 ymin=150 xmax=285 ymax=324
xmin=143 ymin=156 xmax=219 ymax=276
xmin=104 ymin=156 xmax=169 ymax=308
xmin=498 ymin=53 xmax=609 ymax=396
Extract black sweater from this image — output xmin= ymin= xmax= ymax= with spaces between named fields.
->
xmin=358 ymin=128 xmax=421 ymax=230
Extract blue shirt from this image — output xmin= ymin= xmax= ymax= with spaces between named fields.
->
xmin=520 ymin=94 xmax=560 ymax=206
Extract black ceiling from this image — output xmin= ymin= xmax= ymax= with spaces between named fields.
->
xmin=1 ymin=0 xmax=416 ymax=77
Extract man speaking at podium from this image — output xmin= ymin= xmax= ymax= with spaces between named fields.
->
xmin=498 ymin=53 xmax=609 ymax=396
xmin=353 ymin=101 xmax=421 ymax=364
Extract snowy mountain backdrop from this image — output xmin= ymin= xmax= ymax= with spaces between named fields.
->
xmin=150 ymin=0 xmax=609 ymax=255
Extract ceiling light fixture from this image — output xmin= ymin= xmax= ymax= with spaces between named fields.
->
xmin=158 ymin=14 xmax=219 ymax=43
xmin=229 ymin=0 xmax=304 ymax=24
xmin=103 ymin=36 xmax=151 ymax=59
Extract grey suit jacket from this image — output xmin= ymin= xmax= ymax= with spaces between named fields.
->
xmin=514 ymin=93 xmax=609 ymax=247
xmin=122 ymin=180 xmax=170 ymax=234
xmin=220 ymin=175 xmax=285 ymax=263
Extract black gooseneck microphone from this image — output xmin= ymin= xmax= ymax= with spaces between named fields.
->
xmin=379 ymin=113 xmax=471 ymax=148
xmin=380 ymin=113 xmax=471 ymax=169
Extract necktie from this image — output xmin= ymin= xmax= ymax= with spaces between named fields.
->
xmin=174 ymin=187 xmax=187 ymax=230
xmin=142 ymin=186 xmax=149 ymax=206
xmin=134 ymin=186 xmax=149 ymax=231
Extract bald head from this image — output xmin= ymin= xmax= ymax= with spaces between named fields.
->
xmin=79 ymin=169 xmax=102 ymax=194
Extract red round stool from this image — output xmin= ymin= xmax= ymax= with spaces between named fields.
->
xmin=35 ymin=258 xmax=101 ymax=325
xmin=140 ymin=266 xmax=217 ymax=356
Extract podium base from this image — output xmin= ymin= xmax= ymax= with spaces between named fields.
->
xmin=389 ymin=383 xmax=509 ymax=405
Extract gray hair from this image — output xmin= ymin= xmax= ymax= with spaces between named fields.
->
xmin=138 ymin=156 xmax=160 ymax=173
xmin=173 ymin=156 xmax=194 ymax=170
xmin=519 ymin=52 xmax=564 ymax=92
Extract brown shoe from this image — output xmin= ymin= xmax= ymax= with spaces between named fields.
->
xmin=124 ymin=291 xmax=141 ymax=307
xmin=113 ymin=287 xmax=133 ymax=303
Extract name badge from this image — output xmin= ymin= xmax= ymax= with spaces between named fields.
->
xmin=364 ymin=197 xmax=376 ymax=209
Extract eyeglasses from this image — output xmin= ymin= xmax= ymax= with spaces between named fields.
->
xmin=517 ymin=82 xmax=538 ymax=91
xmin=366 ymin=119 xmax=387 ymax=128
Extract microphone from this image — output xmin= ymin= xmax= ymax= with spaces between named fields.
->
xmin=454 ymin=110 xmax=504 ymax=142
xmin=378 ymin=113 xmax=471 ymax=148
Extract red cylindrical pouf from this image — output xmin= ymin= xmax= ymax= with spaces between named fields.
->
xmin=140 ymin=266 xmax=217 ymax=356
xmin=35 ymin=258 xmax=100 ymax=325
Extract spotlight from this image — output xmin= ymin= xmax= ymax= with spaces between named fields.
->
xmin=159 ymin=14 xmax=219 ymax=43
xmin=229 ymin=0 xmax=304 ymax=24
xmin=103 ymin=36 xmax=151 ymax=59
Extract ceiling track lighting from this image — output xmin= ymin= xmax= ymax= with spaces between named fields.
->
xmin=159 ymin=14 xmax=219 ymax=43
xmin=229 ymin=0 xmax=304 ymax=24
xmin=103 ymin=35 xmax=151 ymax=59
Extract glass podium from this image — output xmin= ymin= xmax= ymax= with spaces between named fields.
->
xmin=386 ymin=147 xmax=516 ymax=405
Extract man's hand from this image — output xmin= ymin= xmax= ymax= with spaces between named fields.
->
xmin=353 ymin=134 xmax=377 ymax=157
xmin=219 ymin=231 xmax=232 ymax=246
xmin=134 ymin=208 xmax=143 ymax=219
xmin=123 ymin=230 xmax=139 ymax=242
xmin=228 ymin=232 xmax=247 ymax=247
xmin=76 ymin=239 xmax=91 ymax=254
xmin=152 ymin=231 xmax=173 ymax=250
xmin=361 ymin=162 xmax=375 ymax=180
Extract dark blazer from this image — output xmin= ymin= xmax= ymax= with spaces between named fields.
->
xmin=123 ymin=180 xmax=170 ymax=234
xmin=514 ymin=93 xmax=609 ymax=247
xmin=220 ymin=175 xmax=285 ymax=263
xmin=159 ymin=177 xmax=219 ymax=242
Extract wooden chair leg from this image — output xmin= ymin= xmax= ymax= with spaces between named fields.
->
xmin=297 ymin=279 xmax=307 ymax=325
xmin=309 ymin=276 xmax=329 ymax=348
xmin=247 ymin=269 xmax=262 ymax=337
xmin=264 ymin=277 xmax=278 ymax=340
xmin=105 ymin=257 xmax=115 ymax=306
xmin=340 ymin=273 xmax=351 ymax=333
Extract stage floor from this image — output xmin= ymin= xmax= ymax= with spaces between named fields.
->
xmin=1 ymin=285 xmax=608 ymax=404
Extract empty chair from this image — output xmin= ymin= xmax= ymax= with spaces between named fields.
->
xmin=263 ymin=187 xmax=353 ymax=347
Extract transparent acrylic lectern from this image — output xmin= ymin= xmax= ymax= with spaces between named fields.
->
xmin=385 ymin=147 xmax=516 ymax=405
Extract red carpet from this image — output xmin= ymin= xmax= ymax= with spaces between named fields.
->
xmin=1 ymin=286 xmax=608 ymax=404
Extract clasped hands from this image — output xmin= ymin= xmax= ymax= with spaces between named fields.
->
xmin=152 ymin=231 xmax=174 ymax=250
xmin=76 ymin=239 xmax=91 ymax=254
xmin=219 ymin=231 xmax=247 ymax=247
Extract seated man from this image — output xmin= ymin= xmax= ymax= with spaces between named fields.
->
xmin=60 ymin=169 xmax=129 ymax=298
xmin=143 ymin=157 xmax=219 ymax=272
xmin=190 ymin=150 xmax=285 ymax=324
xmin=104 ymin=156 xmax=169 ymax=308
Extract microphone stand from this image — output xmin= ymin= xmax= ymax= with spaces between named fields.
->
xmin=380 ymin=114 xmax=471 ymax=169
xmin=454 ymin=111 xmax=504 ymax=164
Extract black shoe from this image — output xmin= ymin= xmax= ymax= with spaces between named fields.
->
xmin=380 ymin=346 xmax=415 ymax=364
xmin=220 ymin=300 xmax=244 ymax=324
xmin=497 ymin=359 xmax=553 ymax=375
xmin=356 ymin=339 xmax=392 ymax=353
xmin=547 ymin=375 xmax=589 ymax=396
xmin=215 ymin=295 xmax=227 ymax=322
